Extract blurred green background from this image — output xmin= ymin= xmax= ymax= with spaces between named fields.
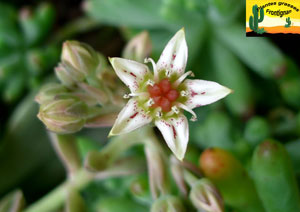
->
xmin=1 ymin=0 xmax=300 ymax=211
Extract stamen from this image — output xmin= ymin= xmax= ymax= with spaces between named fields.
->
xmin=156 ymin=111 xmax=162 ymax=118
xmin=145 ymin=98 xmax=154 ymax=107
xmin=123 ymin=94 xmax=131 ymax=99
xmin=180 ymin=90 xmax=189 ymax=97
xmin=146 ymin=79 xmax=155 ymax=86
xmin=173 ymin=71 xmax=194 ymax=87
xmin=124 ymin=92 xmax=149 ymax=99
xmin=144 ymin=57 xmax=158 ymax=82
xmin=189 ymin=71 xmax=195 ymax=77
xmin=129 ymin=92 xmax=148 ymax=97
xmin=165 ymin=105 xmax=180 ymax=117
xmin=165 ymin=69 xmax=171 ymax=77
xmin=176 ymin=103 xmax=198 ymax=122
xmin=190 ymin=116 xmax=197 ymax=122
xmin=172 ymin=106 xmax=180 ymax=114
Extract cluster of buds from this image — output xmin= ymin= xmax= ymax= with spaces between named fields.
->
xmin=36 ymin=32 xmax=153 ymax=134
xmin=36 ymin=39 xmax=138 ymax=133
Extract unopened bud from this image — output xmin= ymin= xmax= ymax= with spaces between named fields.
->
xmin=151 ymin=195 xmax=186 ymax=212
xmin=38 ymin=97 xmax=88 ymax=134
xmin=189 ymin=178 xmax=224 ymax=212
xmin=35 ymin=83 xmax=67 ymax=104
xmin=55 ymin=62 xmax=85 ymax=87
xmin=61 ymin=40 xmax=101 ymax=76
xmin=122 ymin=31 xmax=152 ymax=63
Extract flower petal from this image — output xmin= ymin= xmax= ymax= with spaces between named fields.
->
xmin=109 ymin=99 xmax=152 ymax=136
xmin=156 ymin=28 xmax=188 ymax=75
xmin=184 ymin=79 xmax=232 ymax=109
xmin=155 ymin=114 xmax=189 ymax=160
xmin=109 ymin=57 xmax=150 ymax=93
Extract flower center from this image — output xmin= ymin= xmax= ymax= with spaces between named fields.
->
xmin=147 ymin=78 xmax=179 ymax=112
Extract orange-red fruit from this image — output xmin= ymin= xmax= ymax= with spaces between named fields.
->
xmin=199 ymin=148 xmax=243 ymax=180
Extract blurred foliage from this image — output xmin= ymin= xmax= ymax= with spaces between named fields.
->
xmin=0 ymin=2 xmax=59 ymax=103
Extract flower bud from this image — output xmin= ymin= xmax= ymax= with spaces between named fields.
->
xmin=151 ymin=195 xmax=186 ymax=212
xmin=35 ymin=83 xmax=68 ymax=104
xmin=61 ymin=40 xmax=101 ymax=76
xmin=55 ymin=61 xmax=85 ymax=87
xmin=37 ymin=97 xmax=88 ymax=134
xmin=122 ymin=31 xmax=152 ymax=63
xmin=189 ymin=178 xmax=224 ymax=212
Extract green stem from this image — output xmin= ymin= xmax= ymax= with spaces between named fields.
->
xmin=25 ymin=127 xmax=156 ymax=211
xmin=143 ymin=127 xmax=170 ymax=199
xmin=24 ymin=169 xmax=93 ymax=212
xmin=183 ymin=170 xmax=198 ymax=187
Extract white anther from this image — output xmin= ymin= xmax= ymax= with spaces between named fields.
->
xmin=171 ymin=106 xmax=180 ymax=114
xmin=147 ymin=98 xmax=154 ymax=107
xmin=156 ymin=111 xmax=162 ymax=118
xmin=146 ymin=79 xmax=155 ymax=86
xmin=165 ymin=70 xmax=171 ymax=77
xmin=190 ymin=116 xmax=198 ymax=122
xmin=180 ymin=90 xmax=189 ymax=97
xmin=144 ymin=58 xmax=150 ymax=63
xmin=123 ymin=94 xmax=131 ymax=99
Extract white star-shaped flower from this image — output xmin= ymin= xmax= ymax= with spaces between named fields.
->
xmin=108 ymin=28 xmax=232 ymax=160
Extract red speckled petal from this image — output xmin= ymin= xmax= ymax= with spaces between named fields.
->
xmin=156 ymin=29 xmax=188 ymax=75
xmin=184 ymin=79 xmax=232 ymax=109
xmin=109 ymin=99 xmax=152 ymax=136
xmin=155 ymin=114 xmax=189 ymax=160
xmin=109 ymin=57 xmax=151 ymax=93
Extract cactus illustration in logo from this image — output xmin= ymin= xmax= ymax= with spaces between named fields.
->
xmin=285 ymin=17 xmax=291 ymax=28
xmin=249 ymin=5 xmax=266 ymax=34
